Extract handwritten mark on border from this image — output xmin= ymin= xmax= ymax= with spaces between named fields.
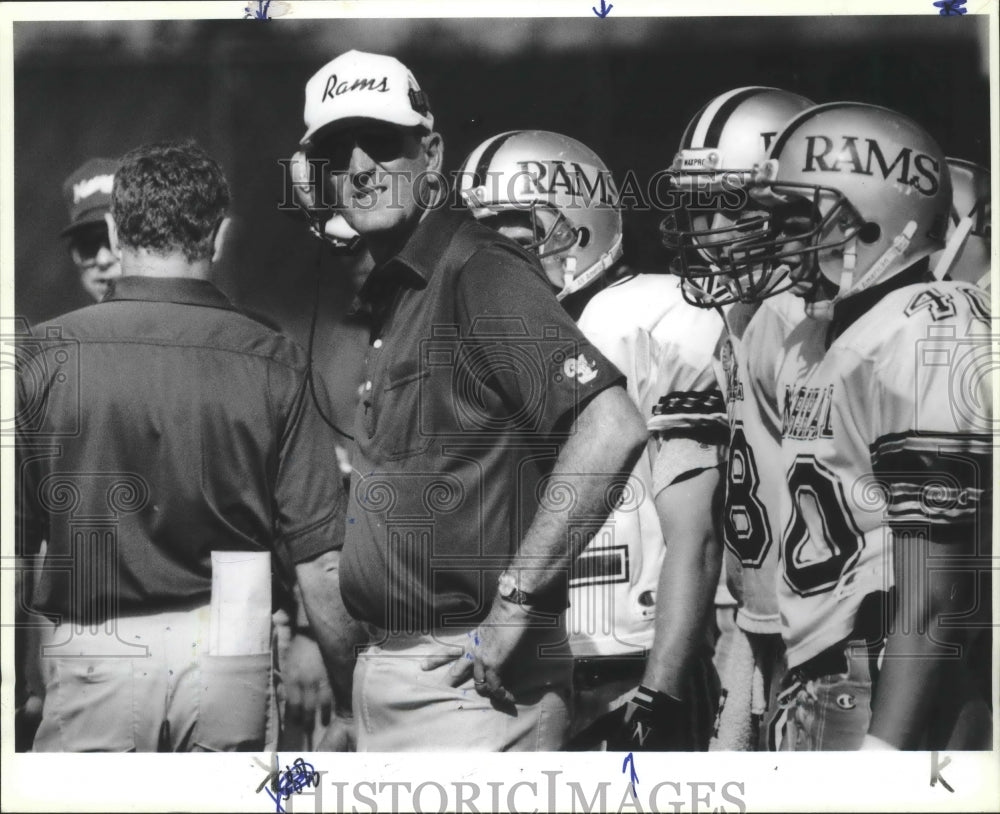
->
xmin=245 ymin=1 xmax=290 ymax=19
xmin=622 ymin=752 xmax=639 ymax=796
xmin=932 ymin=0 xmax=967 ymax=14
xmin=254 ymin=754 xmax=321 ymax=813
xmin=244 ymin=0 xmax=271 ymax=19
xmin=593 ymin=0 xmax=614 ymax=17
xmin=930 ymin=751 xmax=954 ymax=793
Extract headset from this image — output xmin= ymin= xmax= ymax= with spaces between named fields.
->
xmin=282 ymin=151 xmax=363 ymax=441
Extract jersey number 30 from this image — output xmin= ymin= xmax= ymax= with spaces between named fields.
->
xmin=724 ymin=424 xmax=772 ymax=567
xmin=783 ymin=455 xmax=865 ymax=597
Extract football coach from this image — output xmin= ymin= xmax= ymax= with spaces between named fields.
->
xmin=295 ymin=50 xmax=648 ymax=751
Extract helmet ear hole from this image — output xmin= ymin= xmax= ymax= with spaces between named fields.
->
xmin=577 ymin=227 xmax=591 ymax=249
xmin=858 ymin=222 xmax=881 ymax=244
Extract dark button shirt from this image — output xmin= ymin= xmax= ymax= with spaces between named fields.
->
xmin=16 ymin=276 xmax=344 ymax=623
xmin=339 ymin=207 xmax=625 ymax=632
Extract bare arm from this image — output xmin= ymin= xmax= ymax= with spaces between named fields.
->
xmin=295 ymin=549 xmax=369 ymax=747
xmin=426 ymin=385 xmax=648 ymax=698
xmin=642 ymin=466 xmax=723 ymax=697
xmin=511 ymin=385 xmax=648 ymax=594
xmin=867 ymin=529 xmax=982 ymax=749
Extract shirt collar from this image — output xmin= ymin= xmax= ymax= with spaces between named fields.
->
xmin=103 ymin=276 xmax=238 ymax=312
xmin=355 ymin=206 xmax=475 ymax=308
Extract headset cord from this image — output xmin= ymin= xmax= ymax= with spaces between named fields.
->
xmin=306 ymin=242 xmax=355 ymax=441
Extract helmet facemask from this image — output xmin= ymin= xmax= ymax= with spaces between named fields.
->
xmin=726 ymin=178 xmax=865 ymax=304
xmin=735 ymin=166 xmax=930 ymax=307
xmin=659 ymin=87 xmax=817 ymax=308
xmin=663 ymin=171 xmax=813 ymax=306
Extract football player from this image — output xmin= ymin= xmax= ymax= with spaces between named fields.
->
xmin=721 ymin=102 xmax=992 ymax=750
xmin=661 ymin=86 xmax=816 ymax=750
xmin=932 ymin=158 xmax=991 ymax=290
xmin=458 ymin=130 xmax=728 ymax=750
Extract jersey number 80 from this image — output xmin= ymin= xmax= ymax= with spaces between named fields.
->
xmin=726 ymin=428 xmax=866 ymax=597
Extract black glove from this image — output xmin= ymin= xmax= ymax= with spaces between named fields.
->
xmin=567 ymin=684 xmax=695 ymax=751
xmin=609 ymin=685 xmax=695 ymax=751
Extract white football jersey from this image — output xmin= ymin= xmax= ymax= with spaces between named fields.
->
xmin=569 ymin=273 xmax=726 ymax=656
xmin=774 ymin=280 xmax=992 ymax=667
xmin=717 ymin=292 xmax=808 ymax=634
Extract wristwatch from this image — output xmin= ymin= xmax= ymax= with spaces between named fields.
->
xmin=497 ymin=572 xmax=567 ymax=612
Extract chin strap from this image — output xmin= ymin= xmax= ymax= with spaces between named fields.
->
xmin=850 ymin=220 xmax=918 ymax=295
xmin=804 ymin=300 xmax=834 ymax=321
xmin=556 ymin=256 xmax=578 ymax=301
xmin=809 ymin=220 xmax=919 ymax=320
xmin=837 ymin=237 xmax=857 ymax=295
xmin=807 ymin=243 xmax=856 ymax=321
xmin=932 ymin=214 xmax=975 ymax=281
xmin=554 ymin=235 xmax=623 ymax=301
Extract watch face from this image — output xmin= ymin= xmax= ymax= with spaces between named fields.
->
xmin=498 ymin=572 xmax=517 ymax=598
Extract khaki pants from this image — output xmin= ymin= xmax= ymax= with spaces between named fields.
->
xmin=354 ymin=628 xmax=573 ymax=751
xmin=33 ymin=605 xmax=275 ymax=752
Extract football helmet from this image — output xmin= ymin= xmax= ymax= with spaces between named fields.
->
xmin=932 ymin=158 xmax=990 ymax=289
xmin=661 ymin=87 xmax=815 ymax=307
xmin=457 ymin=130 xmax=622 ymax=300
xmin=729 ymin=103 xmax=951 ymax=305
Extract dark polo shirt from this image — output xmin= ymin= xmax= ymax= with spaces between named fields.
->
xmin=16 ymin=276 xmax=344 ymax=623
xmin=339 ymin=207 xmax=625 ymax=632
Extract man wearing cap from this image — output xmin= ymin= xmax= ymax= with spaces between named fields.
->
xmin=295 ymin=50 xmax=647 ymax=751
xmin=18 ymin=140 xmax=358 ymax=751
xmin=60 ymin=157 xmax=122 ymax=302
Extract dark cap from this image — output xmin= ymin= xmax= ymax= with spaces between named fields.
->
xmin=60 ymin=158 xmax=118 ymax=237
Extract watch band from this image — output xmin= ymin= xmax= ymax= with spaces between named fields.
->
xmin=497 ymin=572 xmax=568 ymax=613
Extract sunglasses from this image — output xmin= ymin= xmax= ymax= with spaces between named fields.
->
xmin=313 ymin=126 xmax=414 ymax=173
xmin=69 ymin=226 xmax=112 ymax=262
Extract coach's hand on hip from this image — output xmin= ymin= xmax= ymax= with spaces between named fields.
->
xmin=420 ymin=599 xmax=534 ymax=705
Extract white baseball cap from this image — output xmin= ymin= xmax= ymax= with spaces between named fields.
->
xmin=300 ymin=50 xmax=434 ymax=147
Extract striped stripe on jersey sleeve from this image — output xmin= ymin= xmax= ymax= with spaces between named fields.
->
xmin=869 ymin=431 xmax=992 ymax=526
xmin=648 ymin=388 xmax=727 ymax=434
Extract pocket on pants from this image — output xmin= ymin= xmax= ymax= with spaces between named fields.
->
xmin=37 ymin=657 xmax=136 ymax=752
xmin=193 ymin=653 xmax=271 ymax=751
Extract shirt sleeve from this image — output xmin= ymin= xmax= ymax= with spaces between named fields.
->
xmin=651 ymin=434 xmax=726 ymax=497
xmin=869 ymin=286 xmax=993 ymax=537
xmin=272 ymin=360 xmax=347 ymax=564
xmin=646 ymin=308 xmax=726 ymax=438
xmin=456 ymin=244 xmax=625 ymax=437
